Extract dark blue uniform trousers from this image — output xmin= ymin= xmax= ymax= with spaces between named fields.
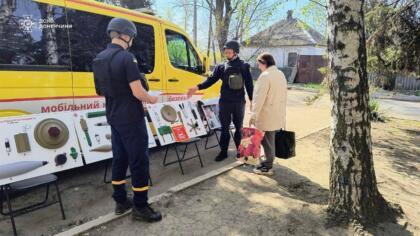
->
xmin=219 ymin=101 xmax=245 ymax=153
xmin=110 ymin=120 xmax=149 ymax=208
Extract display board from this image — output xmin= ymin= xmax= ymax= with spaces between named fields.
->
xmin=0 ymin=101 xmax=208 ymax=185
xmin=147 ymin=101 xmax=206 ymax=146
xmin=0 ymin=112 xmax=83 ymax=186
xmin=201 ymin=102 xmax=221 ymax=130
xmin=180 ymin=101 xmax=207 ymax=137
xmin=73 ymin=109 xmax=157 ymax=164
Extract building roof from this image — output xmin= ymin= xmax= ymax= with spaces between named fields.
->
xmin=243 ymin=10 xmax=326 ymax=47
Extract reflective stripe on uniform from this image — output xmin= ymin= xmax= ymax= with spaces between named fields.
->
xmin=132 ymin=186 xmax=149 ymax=192
xmin=112 ymin=180 xmax=127 ymax=185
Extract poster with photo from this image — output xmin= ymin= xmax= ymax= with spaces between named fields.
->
xmin=0 ymin=112 xmax=83 ymax=186
xmin=202 ymin=103 xmax=221 ymax=130
xmin=73 ymin=109 xmax=157 ymax=164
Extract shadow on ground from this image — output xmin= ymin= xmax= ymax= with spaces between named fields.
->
xmin=84 ymin=119 xmax=419 ymax=236
xmin=86 ymin=166 xmax=337 ymax=236
xmin=374 ymin=124 xmax=420 ymax=178
xmin=87 ymin=163 xmax=412 ymax=236
xmin=0 ymin=134 xmax=238 ymax=236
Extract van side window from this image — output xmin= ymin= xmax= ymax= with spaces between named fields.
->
xmin=165 ymin=30 xmax=202 ymax=74
xmin=131 ymin=23 xmax=155 ymax=74
xmin=67 ymin=10 xmax=155 ymax=74
xmin=0 ymin=0 xmax=70 ymax=70
xmin=67 ymin=10 xmax=110 ymax=72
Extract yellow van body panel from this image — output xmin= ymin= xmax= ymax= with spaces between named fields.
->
xmin=0 ymin=0 xmax=221 ymax=117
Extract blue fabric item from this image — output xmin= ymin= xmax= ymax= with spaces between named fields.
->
xmin=218 ymin=101 xmax=245 ymax=152
xmin=111 ymin=120 xmax=149 ymax=208
xmin=93 ymin=43 xmax=147 ymax=125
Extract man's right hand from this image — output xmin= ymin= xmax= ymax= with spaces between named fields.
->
xmin=148 ymin=96 xmax=159 ymax=104
xmin=187 ymin=86 xmax=199 ymax=98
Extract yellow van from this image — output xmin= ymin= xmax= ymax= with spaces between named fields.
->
xmin=0 ymin=0 xmax=220 ymax=117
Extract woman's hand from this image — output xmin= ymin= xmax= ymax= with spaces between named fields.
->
xmin=249 ymin=118 xmax=256 ymax=127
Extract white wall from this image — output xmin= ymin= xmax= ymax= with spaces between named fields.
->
xmin=241 ymin=46 xmax=326 ymax=67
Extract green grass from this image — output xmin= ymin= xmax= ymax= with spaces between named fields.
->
xmin=370 ymin=99 xmax=380 ymax=113
xmin=415 ymin=91 xmax=420 ymax=96
xmin=303 ymin=83 xmax=326 ymax=91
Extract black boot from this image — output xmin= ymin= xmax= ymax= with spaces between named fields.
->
xmin=215 ymin=151 xmax=228 ymax=162
xmin=132 ymin=205 xmax=162 ymax=222
xmin=115 ymin=198 xmax=133 ymax=215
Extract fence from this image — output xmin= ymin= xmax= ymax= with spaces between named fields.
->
xmin=368 ymin=73 xmax=420 ymax=91
xmin=250 ymin=67 xmax=293 ymax=81
xmin=395 ymin=76 xmax=420 ymax=91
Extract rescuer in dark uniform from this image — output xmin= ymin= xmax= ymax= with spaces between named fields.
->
xmin=187 ymin=40 xmax=254 ymax=162
xmin=92 ymin=18 xmax=161 ymax=222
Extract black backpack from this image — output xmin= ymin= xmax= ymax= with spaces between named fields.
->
xmin=224 ymin=61 xmax=244 ymax=90
xmin=92 ymin=48 xmax=123 ymax=97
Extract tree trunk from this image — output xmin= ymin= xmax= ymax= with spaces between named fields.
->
xmin=181 ymin=0 xmax=190 ymax=31
xmin=327 ymin=0 xmax=398 ymax=225
xmin=212 ymin=36 xmax=217 ymax=64
xmin=193 ymin=0 xmax=197 ymax=45
xmin=0 ymin=0 xmax=16 ymax=33
xmin=214 ymin=0 xmax=233 ymax=55
xmin=40 ymin=4 xmax=58 ymax=65
xmin=207 ymin=0 xmax=213 ymax=58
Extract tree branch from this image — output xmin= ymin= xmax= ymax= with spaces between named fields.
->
xmin=173 ymin=2 xmax=211 ymax=11
xmin=308 ymin=0 xmax=327 ymax=9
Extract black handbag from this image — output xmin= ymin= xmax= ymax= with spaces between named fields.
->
xmin=275 ymin=129 xmax=296 ymax=159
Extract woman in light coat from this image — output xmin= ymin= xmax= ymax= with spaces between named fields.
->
xmin=250 ymin=52 xmax=287 ymax=175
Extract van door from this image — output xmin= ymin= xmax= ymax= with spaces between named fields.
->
xmin=0 ymin=0 xmax=73 ymax=116
xmin=66 ymin=4 xmax=163 ymax=109
xmin=162 ymin=26 xmax=207 ymax=101
xmin=132 ymin=21 xmax=163 ymax=93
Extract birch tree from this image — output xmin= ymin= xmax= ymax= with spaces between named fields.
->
xmin=327 ymin=0 xmax=400 ymax=226
xmin=40 ymin=4 xmax=58 ymax=65
xmin=0 ymin=0 xmax=16 ymax=33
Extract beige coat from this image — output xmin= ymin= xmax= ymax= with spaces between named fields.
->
xmin=251 ymin=66 xmax=287 ymax=131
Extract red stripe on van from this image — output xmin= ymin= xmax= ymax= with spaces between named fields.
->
xmin=0 ymin=94 xmax=204 ymax=102
xmin=163 ymin=93 xmax=204 ymax=95
xmin=66 ymin=0 xmax=161 ymax=23
xmin=0 ymin=96 xmax=99 ymax=102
